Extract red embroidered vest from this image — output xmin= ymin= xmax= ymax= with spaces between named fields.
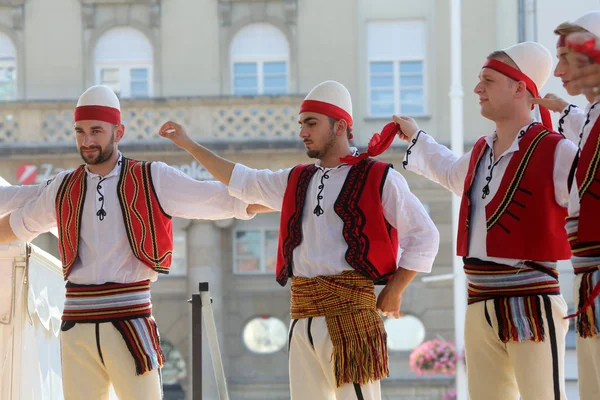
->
xmin=56 ymin=158 xmax=173 ymax=279
xmin=457 ymin=124 xmax=570 ymax=260
xmin=276 ymin=159 xmax=399 ymax=286
xmin=576 ymin=116 xmax=600 ymax=243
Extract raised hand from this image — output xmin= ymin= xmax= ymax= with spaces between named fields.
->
xmin=392 ymin=115 xmax=420 ymax=141
xmin=530 ymin=93 xmax=569 ymax=113
xmin=158 ymin=121 xmax=193 ymax=149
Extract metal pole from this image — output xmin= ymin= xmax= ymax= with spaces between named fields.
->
xmin=200 ymin=284 xmax=229 ymax=400
xmin=450 ymin=0 xmax=468 ymax=399
xmin=189 ymin=287 xmax=203 ymax=400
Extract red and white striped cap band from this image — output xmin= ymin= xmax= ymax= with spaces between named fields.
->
xmin=74 ymin=105 xmax=121 ymax=125
xmin=299 ymin=100 xmax=353 ymax=128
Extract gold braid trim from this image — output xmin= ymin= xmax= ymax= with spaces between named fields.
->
xmin=291 ymin=271 xmax=389 ymax=387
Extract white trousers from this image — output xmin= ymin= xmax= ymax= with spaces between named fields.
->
xmin=573 ymin=273 xmax=600 ymax=400
xmin=464 ymin=296 xmax=568 ymax=400
xmin=288 ymin=316 xmax=381 ymax=400
xmin=60 ymin=321 xmax=162 ymax=400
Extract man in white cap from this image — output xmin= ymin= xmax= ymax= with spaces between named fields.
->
xmin=157 ymin=80 xmax=439 ymax=399
xmin=534 ymin=11 xmax=600 ymax=399
xmin=395 ymin=42 xmax=578 ymax=399
xmin=0 ymin=85 xmax=264 ymax=399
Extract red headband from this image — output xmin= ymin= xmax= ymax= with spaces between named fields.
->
xmin=557 ymin=34 xmax=566 ymax=48
xmin=74 ymin=105 xmax=121 ymax=125
xmin=299 ymin=100 xmax=353 ymax=128
xmin=482 ymin=59 xmax=553 ymax=129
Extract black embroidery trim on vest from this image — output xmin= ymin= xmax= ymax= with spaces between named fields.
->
xmin=277 ymin=165 xmax=318 ymax=285
xmin=579 ymin=103 xmax=598 ymax=149
xmin=486 ymin=128 xmax=549 ymax=231
xmin=334 ymin=158 xmax=383 ymax=281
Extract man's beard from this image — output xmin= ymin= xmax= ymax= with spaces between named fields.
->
xmin=306 ymin=129 xmax=336 ymax=159
xmin=79 ymin=132 xmax=115 ymax=165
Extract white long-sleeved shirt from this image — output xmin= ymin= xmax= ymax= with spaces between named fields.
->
xmin=559 ymin=102 xmax=600 ymax=218
xmin=227 ymin=153 xmax=440 ymax=277
xmin=403 ymin=122 xmax=578 ymax=266
xmin=9 ymin=153 xmax=254 ymax=285
xmin=0 ymin=183 xmax=45 ymax=217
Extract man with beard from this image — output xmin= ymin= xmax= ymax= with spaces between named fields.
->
xmin=396 ymin=42 xmax=577 ymax=399
xmin=0 ymin=85 xmax=264 ymax=400
xmin=158 ymin=80 xmax=439 ymax=399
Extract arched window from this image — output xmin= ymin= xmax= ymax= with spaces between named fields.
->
xmin=94 ymin=27 xmax=153 ymax=98
xmin=0 ymin=33 xmax=17 ymax=101
xmin=230 ymin=23 xmax=289 ymax=96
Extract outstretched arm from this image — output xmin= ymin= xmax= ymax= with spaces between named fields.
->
xmin=159 ymin=121 xmax=235 ymax=186
xmin=394 ymin=115 xmax=470 ymax=196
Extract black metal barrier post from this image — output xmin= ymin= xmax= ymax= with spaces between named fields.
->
xmin=189 ymin=282 xmax=210 ymax=400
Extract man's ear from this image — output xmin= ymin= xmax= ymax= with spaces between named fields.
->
xmin=114 ymin=124 xmax=125 ymax=143
xmin=336 ymin=119 xmax=348 ymax=137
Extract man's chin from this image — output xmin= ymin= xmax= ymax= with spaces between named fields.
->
xmin=306 ymin=150 xmax=320 ymax=159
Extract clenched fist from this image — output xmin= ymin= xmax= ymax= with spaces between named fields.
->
xmin=392 ymin=115 xmax=420 ymax=141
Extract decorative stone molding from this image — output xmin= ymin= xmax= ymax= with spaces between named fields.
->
xmin=218 ymin=1 xmax=233 ymax=27
xmin=80 ymin=0 xmax=157 ymax=4
xmin=81 ymin=4 xmax=95 ymax=29
xmin=149 ymin=3 xmax=160 ymax=28
xmin=0 ymin=0 xmax=25 ymax=6
xmin=9 ymin=4 xmax=23 ymax=30
xmin=219 ymin=0 xmax=297 ymax=26
xmin=283 ymin=0 xmax=297 ymax=25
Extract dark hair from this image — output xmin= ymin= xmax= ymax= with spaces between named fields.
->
xmin=328 ymin=117 xmax=353 ymax=139
xmin=486 ymin=50 xmax=520 ymax=70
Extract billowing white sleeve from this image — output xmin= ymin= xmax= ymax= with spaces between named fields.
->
xmin=227 ymin=163 xmax=292 ymax=211
xmin=151 ymin=162 xmax=254 ymax=220
xmin=402 ymin=131 xmax=471 ymax=197
xmin=382 ymin=168 xmax=440 ymax=273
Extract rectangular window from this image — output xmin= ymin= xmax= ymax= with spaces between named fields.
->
xmin=234 ymin=229 xmax=279 ymax=274
xmin=96 ymin=64 xmax=153 ymax=98
xmin=367 ymin=20 xmax=427 ymax=117
xmin=233 ymin=62 xmax=259 ymax=96
xmin=100 ymin=68 xmax=121 ymax=96
xmin=130 ymin=68 xmax=149 ymax=98
xmin=0 ymin=59 xmax=16 ymax=101
xmin=233 ymin=61 xmax=287 ymax=96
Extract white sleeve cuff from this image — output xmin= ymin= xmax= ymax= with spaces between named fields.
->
xmin=232 ymin=198 xmax=255 ymax=220
xmin=398 ymin=253 xmax=436 ymax=274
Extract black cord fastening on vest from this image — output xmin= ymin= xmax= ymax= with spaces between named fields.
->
xmin=96 ymin=177 xmax=107 ymax=221
xmin=313 ymin=171 xmax=330 ymax=217
xmin=481 ymin=122 xmax=537 ymax=199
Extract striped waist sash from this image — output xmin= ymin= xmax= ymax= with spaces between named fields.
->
xmin=464 ymin=260 xmax=560 ymax=305
xmin=567 ymin=216 xmax=600 ymax=258
xmin=62 ymin=280 xmax=164 ymax=375
xmin=464 ymin=258 xmax=559 ymax=343
xmin=291 ymin=271 xmax=388 ymax=387
xmin=63 ymin=280 xmax=152 ymax=322
xmin=565 ymin=218 xmax=600 ymax=337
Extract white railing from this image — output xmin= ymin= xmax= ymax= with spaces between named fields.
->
xmin=0 ymin=95 xmax=303 ymax=145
